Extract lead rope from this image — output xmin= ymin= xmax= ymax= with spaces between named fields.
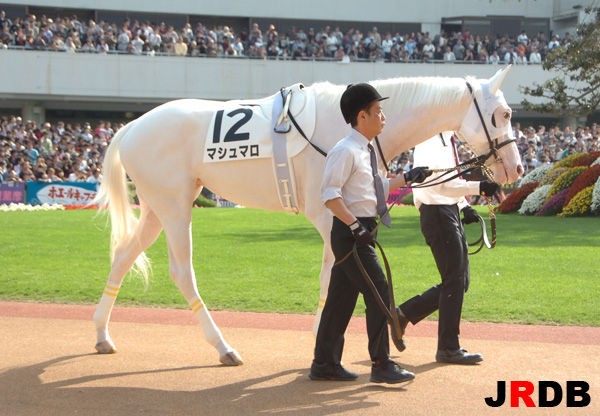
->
xmin=352 ymin=239 xmax=405 ymax=351
xmin=331 ymin=226 xmax=404 ymax=352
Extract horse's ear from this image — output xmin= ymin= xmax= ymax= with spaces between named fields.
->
xmin=488 ymin=65 xmax=512 ymax=94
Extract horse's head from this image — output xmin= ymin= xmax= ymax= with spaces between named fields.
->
xmin=456 ymin=66 xmax=524 ymax=184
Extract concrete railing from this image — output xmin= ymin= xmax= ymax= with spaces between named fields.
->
xmin=0 ymin=49 xmax=555 ymax=117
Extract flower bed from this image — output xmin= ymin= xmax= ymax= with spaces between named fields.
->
xmin=497 ymin=181 xmax=539 ymax=213
xmin=63 ymin=204 xmax=100 ymax=210
xmin=545 ymin=166 xmax=587 ymax=202
xmin=518 ymin=184 xmax=551 ymax=215
xmin=551 ymin=153 xmax=587 ymax=170
xmin=560 ymin=185 xmax=595 ymax=217
xmin=539 ymin=166 xmax=567 ymax=186
xmin=0 ymin=203 xmax=64 ymax=211
xmin=563 ymin=165 xmax=600 ymax=206
xmin=572 ymin=151 xmax=600 ymax=167
xmin=591 ymin=177 xmax=600 ymax=215
xmin=518 ymin=164 xmax=553 ymax=186
xmin=536 ymin=188 xmax=569 ymax=216
xmin=498 ymin=152 xmax=600 ymax=217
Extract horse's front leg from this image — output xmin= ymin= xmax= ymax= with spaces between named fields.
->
xmin=93 ymin=205 xmax=162 ymax=353
xmin=314 ymin=242 xmax=335 ymax=335
xmin=306 ymin=212 xmax=335 ymax=335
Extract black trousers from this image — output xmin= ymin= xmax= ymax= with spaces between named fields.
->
xmin=313 ymin=217 xmax=390 ymax=368
xmin=399 ymin=204 xmax=470 ymax=351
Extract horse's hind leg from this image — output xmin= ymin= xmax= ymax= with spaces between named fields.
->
xmin=93 ymin=203 xmax=162 ymax=353
xmin=160 ymin=207 xmax=243 ymax=366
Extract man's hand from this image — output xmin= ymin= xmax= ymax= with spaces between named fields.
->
xmin=404 ymin=166 xmax=432 ymax=184
xmin=349 ymin=220 xmax=374 ymax=247
xmin=479 ymin=180 xmax=500 ymax=196
xmin=461 ymin=206 xmax=479 ymax=224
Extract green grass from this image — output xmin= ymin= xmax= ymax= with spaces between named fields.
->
xmin=0 ymin=207 xmax=598 ymax=326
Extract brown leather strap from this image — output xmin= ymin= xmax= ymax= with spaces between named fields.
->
xmin=350 ymin=240 xmax=404 ymax=350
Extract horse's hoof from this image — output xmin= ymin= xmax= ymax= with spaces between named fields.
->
xmin=220 ymin=350 xmax=243 ymax=366
xmin=95 ymin=340 xmax=117 ymax=354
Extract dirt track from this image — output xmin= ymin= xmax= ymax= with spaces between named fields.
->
xmin=1 ymin=301 xmax=599 ymax=416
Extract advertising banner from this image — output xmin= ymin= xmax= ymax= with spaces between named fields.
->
xmin=0 ymin=182 xmax=26 ymax=204
xmin=26 ymin=181 xmax=97 ymax=205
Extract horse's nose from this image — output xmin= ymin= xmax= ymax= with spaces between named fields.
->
xmin=517 ymin=164 xmax=525 ymax=177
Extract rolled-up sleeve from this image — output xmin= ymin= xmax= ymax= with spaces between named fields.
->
xmin=321 ymin=146 xmax=353 ymax=204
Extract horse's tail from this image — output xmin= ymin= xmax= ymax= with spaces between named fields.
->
xmin=94 ymin=121 xmax=151 ymax=285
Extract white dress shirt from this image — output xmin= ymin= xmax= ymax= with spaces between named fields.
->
xmin=321 ymin=129 xmax=390 ymax=217
xmin=412 ymin=132 xmax=480 ymax=209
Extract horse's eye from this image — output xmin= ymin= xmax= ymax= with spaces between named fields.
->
xmin=503 ymin=111 xmax=511 ymax=120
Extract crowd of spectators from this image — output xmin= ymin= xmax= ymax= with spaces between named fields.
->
xmin=2 ymin=114 xmax=599 ymax=186
xmin=510 ymin=122 xmax=600 ymax=172
xmin=0 ymin=115 xmax=116 ymax=184
xmin=0 ymin=9 xmax=570 ymax=63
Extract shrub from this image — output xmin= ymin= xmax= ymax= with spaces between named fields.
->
xmin=518 ymin=164 xmax=553 ymax=186
xmin=536 ymin=188 xmax=569 ymax=216
xmin=560 ymin=185 xmax=594 ymax=217
xmin=539 ymin=166 xmax=567 ymax=186
xmin=497 ymin=181 xmax=538 ymax=213
xmin=572 ymin=151 xmax=600 ymax=167
xmin=518 ymin=184 xmax=551 ymax=215
xmin=563 ymin=165 xmax=600 ymax=206
xmin=591 ymin=177 xmax=600 ymax=215
xmin=546 ymin=166 xmax=587 ymax=201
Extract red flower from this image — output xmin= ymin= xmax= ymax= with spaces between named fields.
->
xmin=572 ymin=151 xmax=600 ymax=167
xmin=498 ymin=182 xmax=539 ymax=213
xmin=563 ymin=165 xmax=600 ymax=206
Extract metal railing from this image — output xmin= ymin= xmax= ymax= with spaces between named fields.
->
xmin=2 ymin=44 xmax=541 ymax=65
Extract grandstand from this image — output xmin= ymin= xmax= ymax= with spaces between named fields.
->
xmin=0 ymin=0 xmax=597 ymax=127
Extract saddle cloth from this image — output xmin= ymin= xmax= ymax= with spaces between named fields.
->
xmin=203 ymin=83 xmax=316 ymax=164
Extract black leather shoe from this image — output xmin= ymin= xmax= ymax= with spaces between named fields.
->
xmin=370 ymin=360 xmax=415 ymax=384
xmin=390 ymin=307 xmax=410 ymax=352
xmin=436 ymin=348 xmax=483 ymax=365
xmin=309 ymin=363 xmax=358 ymax=381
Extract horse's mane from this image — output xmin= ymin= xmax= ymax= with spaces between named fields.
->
xmin=311 ymin=76 xmax=468 ymax=113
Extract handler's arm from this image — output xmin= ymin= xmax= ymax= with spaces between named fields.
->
xmin=325 ymin=197 xmax=356 ymax=226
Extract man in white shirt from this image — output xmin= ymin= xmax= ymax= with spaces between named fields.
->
xmin=394 ymin=132 xmax=499 ymax=365
xmin=310 ymin=83 xmax=430 ymax=384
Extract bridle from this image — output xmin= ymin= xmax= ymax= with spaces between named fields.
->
xmin=461 ymin=81 xmax=518 ymax=181
xmin=376 ymin=81 xmax=517 ymax=186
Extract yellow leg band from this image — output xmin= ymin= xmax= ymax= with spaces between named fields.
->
xmin=103 ymin=285 xmax=120 ymax=297
xmin=190 ymin=299 xmax=205 ymax=314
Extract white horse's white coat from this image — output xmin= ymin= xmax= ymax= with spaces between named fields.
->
xmin=92 ymin=67 xmax=523 ymax=365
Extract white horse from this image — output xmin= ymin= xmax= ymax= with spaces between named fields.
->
xmin=93 ymin=66 xmax=523 ymax=365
